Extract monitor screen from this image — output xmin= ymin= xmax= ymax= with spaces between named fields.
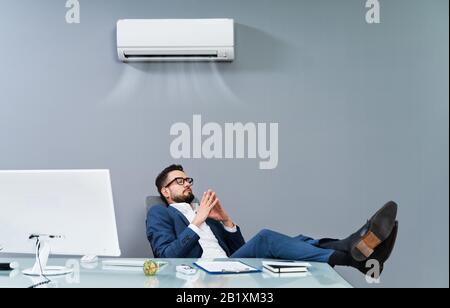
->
xmin=0 ymin=170 xmax=121 ymax=257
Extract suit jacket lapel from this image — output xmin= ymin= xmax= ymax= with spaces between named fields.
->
xmin=167 ymin=206 xmax=191 ymax=227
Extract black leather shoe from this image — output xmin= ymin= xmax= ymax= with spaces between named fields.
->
xmin=355 ymin=221 xmax=398 ymax=275
xmin=351 ymin=201 xmax=398 ymax=262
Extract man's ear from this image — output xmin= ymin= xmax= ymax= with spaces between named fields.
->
xmin=161 ymin=187 xmax=170 ymax=200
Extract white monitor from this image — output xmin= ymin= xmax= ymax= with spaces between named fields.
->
xmin=0 ymin=170 xmax=121 ymax=276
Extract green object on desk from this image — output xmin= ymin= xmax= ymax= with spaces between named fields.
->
xmin=143 ymin=260 xmax=159 ymax=276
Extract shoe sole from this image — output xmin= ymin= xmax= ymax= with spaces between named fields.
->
xmin=375 ymin=221 xmax=399 ymax=275
xmin=351 ymin=201 xmax=398 ymax=262
xmin=360 ymin=221 xmax=398 ymax=276
xmin=381 ymin=221 xmax=398 ymax=262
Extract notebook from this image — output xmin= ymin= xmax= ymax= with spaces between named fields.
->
xmin=262 ymin=261 xmax=311 ymax=274
xmin=262 ymin=268 xmax=311 ymax=278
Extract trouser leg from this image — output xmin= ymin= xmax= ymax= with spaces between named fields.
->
xmin=231 ymin=229 xmax=335 ymax=263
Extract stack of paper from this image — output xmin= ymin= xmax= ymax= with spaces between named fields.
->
xmin=194 ymin=261 xmax=260 ymax=274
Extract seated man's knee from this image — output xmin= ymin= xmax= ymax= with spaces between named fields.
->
xmin=253 ymin=229 xmax=279 ymax=258
xmin=256 ymin=229 xmax=274 ymax=238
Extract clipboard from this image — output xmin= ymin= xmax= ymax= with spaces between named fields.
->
xmin=193 ymin=261 xmax=262 ymax=275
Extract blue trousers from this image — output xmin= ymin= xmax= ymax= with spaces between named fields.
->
xmin=230 ymin=229 xmax=335 ymax=263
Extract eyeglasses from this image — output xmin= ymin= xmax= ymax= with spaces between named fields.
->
xmin=164 ymin=177 xmax=194 ymax=188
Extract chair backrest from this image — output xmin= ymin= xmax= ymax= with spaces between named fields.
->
xmin=146 ymin=196 xmax=166 ymax=213
xmin=145 ymin=196 xmax=166 ymax=257
xmin=145 ymin=196 xmax=201 ymax=214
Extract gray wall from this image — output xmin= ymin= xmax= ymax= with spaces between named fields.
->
xmin=0 ymin=0 xmax=448 ymax=288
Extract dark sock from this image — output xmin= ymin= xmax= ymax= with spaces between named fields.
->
xmin=319 ymin=221 xmax=370 ymax=253
xmin=328 ymin=250 xmax=352 ymax=267
xmin=318 ymin=238 xmax=342 ymax=250
xmin=329 ymin=250 xmax=370 ymax=275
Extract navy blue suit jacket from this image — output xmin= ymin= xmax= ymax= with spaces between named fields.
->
xmin=146 ymin=204 xmax=246 ymax=258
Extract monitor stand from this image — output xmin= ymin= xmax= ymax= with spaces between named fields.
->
xmin=22 ymin=240 xmax=73 ymax=276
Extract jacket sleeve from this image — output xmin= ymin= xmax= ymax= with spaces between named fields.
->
xmin=222 ymin=225 xmax=246 ymax=255
xmin=146 ymin=205 xmax=200 ymax=258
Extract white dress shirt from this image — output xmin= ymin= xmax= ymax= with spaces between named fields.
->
xmin=170 ymin=202 xmax=237 ymax=259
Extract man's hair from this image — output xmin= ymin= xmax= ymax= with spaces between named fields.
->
xmin=155 ymin=164 xmax=184 ymax=205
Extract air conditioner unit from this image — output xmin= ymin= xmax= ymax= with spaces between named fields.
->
xmin=117 ymin=19 xmax=235 ymax=62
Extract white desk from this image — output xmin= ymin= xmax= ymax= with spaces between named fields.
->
xmin=0 ymin=258 xmax=352 ymax=288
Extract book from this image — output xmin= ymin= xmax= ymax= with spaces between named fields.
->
xmin=262 ymin=268 xmax=311 ymax=278
xmin=262 ymin=261 xmax=311 ymax=274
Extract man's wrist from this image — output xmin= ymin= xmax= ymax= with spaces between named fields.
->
xmin=192 ymin=218 xmax=203 ymax=228
xmin=222 ymin=219 xmax=235 ymax=228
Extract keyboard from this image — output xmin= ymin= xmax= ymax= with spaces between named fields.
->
xmin=102 ymin=259 xmax=146 ymax=267
xmin=102 ymin=259 xmax=168 ymax=267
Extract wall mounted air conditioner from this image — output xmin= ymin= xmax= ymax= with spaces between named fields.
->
xmin=117 ymin=19 xmax=235 ymax=62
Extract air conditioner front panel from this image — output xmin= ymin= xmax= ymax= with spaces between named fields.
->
xmin=117 ymin=19 xmax=235 ymax=62
xmin=117 ymin=19 xmax=234 ymax=48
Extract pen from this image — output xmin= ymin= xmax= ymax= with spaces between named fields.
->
xmin=0 ymin=262 xmax=19 ymax=271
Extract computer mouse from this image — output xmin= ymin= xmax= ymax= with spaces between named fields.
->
xmin=80 ymin=255 xmax=98 ymax=263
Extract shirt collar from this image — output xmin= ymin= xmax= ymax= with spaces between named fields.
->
xmin=170 ymin=202 xmax=195 ymax=212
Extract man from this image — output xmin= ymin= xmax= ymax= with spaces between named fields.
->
xmin=146 ymin=165 xmax=398 ymax=275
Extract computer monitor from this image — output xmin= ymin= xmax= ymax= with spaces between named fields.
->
xmin=0 ymin=170 xmax=121 ymax=276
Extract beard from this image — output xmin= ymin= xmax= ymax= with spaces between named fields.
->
xmin=172 ymin=191 xmax=195 ymax=204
